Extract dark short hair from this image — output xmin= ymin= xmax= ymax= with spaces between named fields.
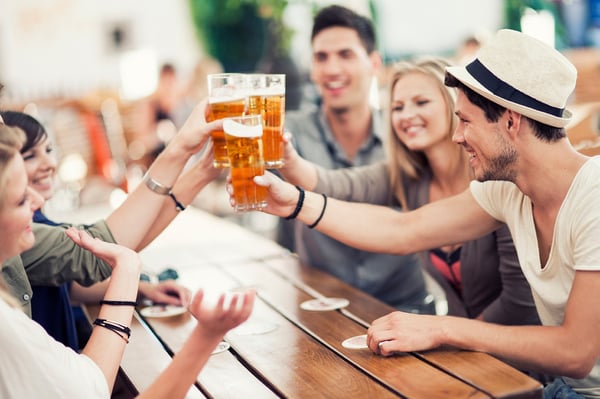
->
xmin=0 ymin=111 xmax=47 ymax=153
xmin=445 ymin=73 xmax=566 ymax=142
xmin=311 ymin=5 xmax=376 ymax=54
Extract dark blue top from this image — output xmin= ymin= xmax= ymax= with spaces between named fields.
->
xmin=31 ymin=210 xmax=79 ymax=351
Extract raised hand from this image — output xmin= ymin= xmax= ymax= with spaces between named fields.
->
xmin=172 ymin=99 xmax=224 ymax=155
xmin=226 ymin=171 xmax=300 ymax=218
xmin=65 ymin=227 xmax=142 ymax=273
xmin=188 ymin=289 xmax=255 ymax=338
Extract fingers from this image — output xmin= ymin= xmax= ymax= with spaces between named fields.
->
xmin=190 ymin=289 xmax=205 ymax=311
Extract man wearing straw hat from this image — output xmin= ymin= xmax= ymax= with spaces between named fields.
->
xmin=249 ymin=29 xmax=600 ymax=398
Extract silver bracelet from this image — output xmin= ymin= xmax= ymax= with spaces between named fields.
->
xmin=142 ymin=174 xmax=171 ymax=195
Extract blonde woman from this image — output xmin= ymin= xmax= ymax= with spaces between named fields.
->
xmin=0 ymin=124 xmax=254 ymax=398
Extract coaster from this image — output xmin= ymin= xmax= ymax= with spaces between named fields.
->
xmin=342 ymin=334 xmax=368 ymax=350
xmin=139 ymin=305 xmax=187 ymax=318
xmin=300 ymin=297 xmax=349 ymax=312
xmin=211 ymin=341 xmax=230 ymax=355
xmin=232 ymin=320 xmax=279 ymax=335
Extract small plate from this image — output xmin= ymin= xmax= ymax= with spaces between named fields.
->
xmin=232 ymin=320 xmax=279 ymax=335
xmin=139 ymin=305 xmax=187 ymax=318
xmin=211 ymin=341 xmax=230 ymax=355
xmin=300 ymin=297 xmax=349 ymax=312
xmin=342 ymin=334 xmax=368 ymax=350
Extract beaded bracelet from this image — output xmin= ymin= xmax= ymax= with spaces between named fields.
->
xmin=168 ymin=191 xmax=186 ymax=212
xmin=93 ymin=318 xmax=132 ymax=343
xmin=285 ymin=186 xmax=305 ymax=220
xmin=308 ymin=194 xmax=327 ymax=229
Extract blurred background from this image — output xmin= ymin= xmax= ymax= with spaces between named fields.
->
xmin=0 ymin=0 xmax=598 ymax=228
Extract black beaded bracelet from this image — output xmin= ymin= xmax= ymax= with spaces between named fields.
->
xmin=168 ymin=191 xmax=186 ymax=212
xmin=284 ymin=186 xmax=305 ymax=220
xmin=93 ymin=318 xmax=131 ymax=343
xmin=308 ymin=193 xmax=327 ymax=229
xmin=100 ymin=300 xmax=138 ymax=307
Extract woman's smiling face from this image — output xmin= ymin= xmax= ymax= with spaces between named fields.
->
xmin=390 ymin=71 xmax=451 ymax=152
xmin=0 ymin=155 xmax=44 ymax=262
xmin=22 ymin=136 xmax=57 ymax=201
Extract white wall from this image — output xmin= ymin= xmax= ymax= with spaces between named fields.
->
xmin=0 ymin=0 xmax=505 ymax=103
xmin=377 ymin=0 xmax=504 ymax=59
xmin=0 ymin=0 xmax=202 ymax=101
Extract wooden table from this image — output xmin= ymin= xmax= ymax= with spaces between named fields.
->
xmin=96 ymin=208 xmax=543 ymax=399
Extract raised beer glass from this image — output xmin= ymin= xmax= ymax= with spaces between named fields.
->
xmin=207 ymin=73 xmax=246 ymax=168
xmin=223 ymin=114 xmax=267 ymax=211
xmin=246 ymin=74 xmax=285 ymax=168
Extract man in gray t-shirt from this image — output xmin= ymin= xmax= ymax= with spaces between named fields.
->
xmin=276 ymin=5 xmax=432 ymax=312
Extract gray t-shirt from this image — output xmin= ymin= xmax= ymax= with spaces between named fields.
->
xmin=277 ymin=104 xmax=431 ymax=312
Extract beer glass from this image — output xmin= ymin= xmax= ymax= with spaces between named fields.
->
xmin=246 ymin=74 xmax=285 ymax=168
xmin=207 ymin=73 xmax=246 ymax=168
xmin=223 ymin=114 xmax=267 ymax=211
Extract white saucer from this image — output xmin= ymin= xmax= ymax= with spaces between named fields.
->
xmin=342 ymin=334 xmax=368 ymax=350
xmin=300 ymin=297 xmax=349 ymax=312
xmin=139 ymin=305 xmax=187 ymax=318
xmin=211 ymin=341 xmax=230 ymax=355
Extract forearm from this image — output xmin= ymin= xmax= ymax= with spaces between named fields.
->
xmin=136 ymin=158 xmax=221 ymax=250
xmin=107 ymin=140 xmax=193 ymax=249
xmin=81 ymin=266 xmax=140 ymax=391
xmin=137 ymin=328 xmax=223 ymax=399
xmin=279 ymin=152 xmax=319 ymax=190
xmin=439 ymin=316 xmax=584 ymax=377
xmin=70 ymin=280 xmax=110 ymax=304
xmin=291 ymin=188 xmax=497 ymax=255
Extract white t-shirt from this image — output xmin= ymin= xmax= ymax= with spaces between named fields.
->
xmin=0 ymin=298 xmax=109 ymax=399
xmin=470 ymin=156 xmax=600 ymax=398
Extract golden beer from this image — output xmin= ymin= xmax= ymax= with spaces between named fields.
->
xmin=207 ymin=97 xmax=245 ymax=168
xmin=247 ymin=93 xmax=286 ymax=168
xmin=246 ymin=74 xmax=286 ymax=168
xmin=223 ymin=116 xmax=267 ymax=211
xmin=207 ymin=73 xmax=246 ymax=168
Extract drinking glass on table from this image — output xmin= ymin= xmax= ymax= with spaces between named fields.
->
xmin=207 ymin=73 xmax=247 ymax=168
xmin=245 ymin=74 xmax=286 ymax=168
xmin=223 ymin=114 xmax=267 ymax=211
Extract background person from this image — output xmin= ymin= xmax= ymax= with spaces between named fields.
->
xmin=277 ymin=4 xmax=432 ymax=314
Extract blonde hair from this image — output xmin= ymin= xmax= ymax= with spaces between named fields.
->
xmin=385 ymin=57 xmax=464 ymax=210
xmin=0 ymin=124 xmax=26 ymax=308
xmin=0 ymin=124 xmax=26 ymax=210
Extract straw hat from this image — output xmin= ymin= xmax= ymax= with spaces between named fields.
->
xmin=446 ymin=29 xmax=577 ymax=128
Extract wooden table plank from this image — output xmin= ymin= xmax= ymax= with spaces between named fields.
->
xmin=416 ymin=350 xmax=542 ymax=399
xmin=145 ymin=265 xmax=404 ymax=398
xmin=138 ymin=309 xmax=279 ymax=399
xmin=221 ymin=262 xmax=489 ymax=399
xmin=258 ymin=256 xmax=543 ymax=399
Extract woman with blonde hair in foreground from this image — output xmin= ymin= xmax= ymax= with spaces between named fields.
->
xmin=0 ymin=123 xmax=255 ymax=398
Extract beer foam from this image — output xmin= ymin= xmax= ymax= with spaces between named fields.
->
xmin=223 ymin=119 xmax=262 ymax=138
xmin=209 ymin=95 xmax=245 ymax=104
xmin=250 ymin=86 xmax=285 ymax=96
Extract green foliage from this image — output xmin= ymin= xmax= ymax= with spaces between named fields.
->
xmin=189 ymin=0 xmax=295 ymax=71
xmin=503 ymin=0 xmax=567 ymax=47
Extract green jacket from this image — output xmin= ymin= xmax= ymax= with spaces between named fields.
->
xmin=1 ymin=220 xmax=114 ymax=316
